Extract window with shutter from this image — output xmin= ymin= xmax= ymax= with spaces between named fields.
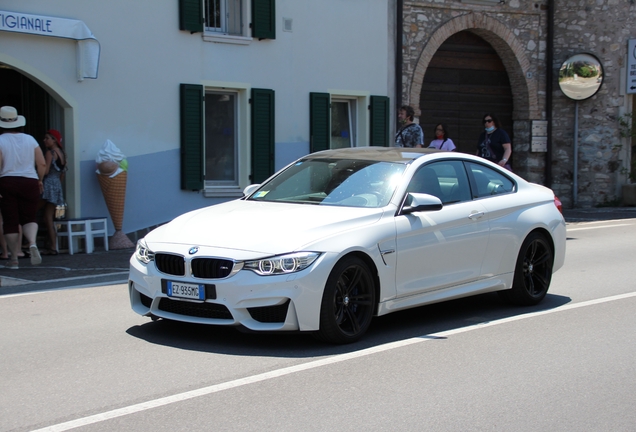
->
xmin=181 ymin=82 xmax=272 ymax=196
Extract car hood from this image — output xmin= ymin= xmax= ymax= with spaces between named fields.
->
xmin=145 ymin=199 xmax=383 ymax=255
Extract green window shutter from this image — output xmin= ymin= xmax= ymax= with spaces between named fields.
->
xmin=180 ymin=84 xmax=204 ymax=190
xmin=251 ymin=88 xmax=275 ymax=184
xmin=179 ymin=0 xmax=203 ymax=33
xmin=310 ymin=92 xmax=330 ymax=152
xmin=252 ymin=0 xmax=276 ymax=40
xmin=370 ymin=96 xmax=390 ymax=147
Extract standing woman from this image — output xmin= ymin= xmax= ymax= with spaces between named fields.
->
xmin=0 ymin=106 xmax=47 ymax=269
xmin=477 ymin=113 xmax=512 ymax=169
xmin=428 ymin=123 xmax=456 ymax=151
xmin=40 ymin=129 xmax=66 ymax=255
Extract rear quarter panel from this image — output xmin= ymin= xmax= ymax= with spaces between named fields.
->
xmin=478 ymin=186 xmax=566 ymax=280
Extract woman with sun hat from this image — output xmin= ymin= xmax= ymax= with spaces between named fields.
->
xmin=0 ymin=106 xmax=47 ymax=269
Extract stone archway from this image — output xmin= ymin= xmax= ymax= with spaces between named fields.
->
xmin=406 ymin=13 xmax=540 ymax=179
xmin=408 ymin=12 xmax=539 ymax=120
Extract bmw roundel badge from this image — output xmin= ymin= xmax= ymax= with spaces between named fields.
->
xmin=188 ymin=247 xmax=199 ymax=255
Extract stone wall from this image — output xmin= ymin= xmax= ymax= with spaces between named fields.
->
xmin=402 ymin=0 xmax=636 ymax=207
xmin=551 ymin=0 xmax=635 ymax=207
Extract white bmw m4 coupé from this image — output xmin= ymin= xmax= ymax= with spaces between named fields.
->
xmin=129 ymin=147 xmax=566 ymax=344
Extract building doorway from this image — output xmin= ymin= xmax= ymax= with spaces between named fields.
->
xmin=0 ymin=64 xmax=64 ymax=143
xmin=419 ymin=31 xmax=513 ymax=155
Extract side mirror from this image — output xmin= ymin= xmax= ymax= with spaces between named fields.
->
xmin=401 ymin=193 xmax=443 ymax=215
xmin=243 ymin=184 xmax=261 ymax=197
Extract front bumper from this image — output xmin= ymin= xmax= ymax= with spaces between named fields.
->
xmin=128 ymin=252 xmax=336 ymax=332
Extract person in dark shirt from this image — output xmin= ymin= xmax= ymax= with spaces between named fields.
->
xmin=477 ymin=113 xmax=512 ymax=169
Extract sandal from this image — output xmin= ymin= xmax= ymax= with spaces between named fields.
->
xmin=41 ymin=249 xmax=59 ymax=256
xmin=30 ymin=245 xmax=42 ymax=266
xmin=7 ymin=260 xmax=19 ymax=270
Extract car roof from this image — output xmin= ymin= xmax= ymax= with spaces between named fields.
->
xmin=304 ymin=147 xmax=440 ymax=163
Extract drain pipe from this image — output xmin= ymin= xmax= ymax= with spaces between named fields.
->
xmin=545 ymin=0 xmax=554 ymax=188
xmin=396 ymin=0 xmax=403 ymax=116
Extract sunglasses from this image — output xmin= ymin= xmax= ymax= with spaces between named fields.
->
xmin=483 ymin=119 xmax=494 ymax=124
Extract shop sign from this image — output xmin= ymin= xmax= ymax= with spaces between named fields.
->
xmin=628 ymin=39 xmax=636 ymax=95
xmin=0 ymin=10 xmax=100 ymax=80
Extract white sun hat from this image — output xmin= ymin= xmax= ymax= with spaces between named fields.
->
xmin=0 ymin=106 xmax=26 ymax=128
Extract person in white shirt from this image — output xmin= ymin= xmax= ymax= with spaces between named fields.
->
xmin=0 ymin=106 xmax=46 ymax=269
xmin=428 ymin=123 xmax=456 ymax=151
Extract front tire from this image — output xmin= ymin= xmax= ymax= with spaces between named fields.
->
xmin=314 ymin=256 xmax=376 ymax=344
xmin=499 ymin=232 xmax=554 ymax=306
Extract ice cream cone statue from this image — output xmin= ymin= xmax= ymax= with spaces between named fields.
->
xmin=96 ymin=140 xmax=134 ymax=249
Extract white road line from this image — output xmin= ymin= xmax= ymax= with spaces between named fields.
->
xmin=32 ymin=291 xmax=636 ymax=432
xmin=1 ymin=281 xmax=129 ymax=298
xmin=567 ymin=223 xmax=633 ymax=231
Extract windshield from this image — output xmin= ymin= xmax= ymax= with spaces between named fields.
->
xmin=248 ymin=158 xmax=406 ymax=207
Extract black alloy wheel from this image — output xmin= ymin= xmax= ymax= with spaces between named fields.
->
xmin=315 ymin=256 xmax=376 ymax=344
xmin=499 ymin=231 xmax=554 ymax=306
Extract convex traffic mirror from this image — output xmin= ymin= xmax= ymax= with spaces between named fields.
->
xmin=558 ymin=53 xmax=604 ymax=100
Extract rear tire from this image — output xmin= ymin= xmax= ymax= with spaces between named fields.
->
xmin=499 ymin=232 xmax=553 ymax=306
xmin=314 ymin=256 xmax=375 ymax=344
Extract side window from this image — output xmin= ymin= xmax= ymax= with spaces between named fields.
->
xmin=407 ymin=161 xmax=471 ymax=204
xmin=466 ymin=162 xmax=515 ymax=199
xmin=407 ymin=166 xmax=443 ymax=201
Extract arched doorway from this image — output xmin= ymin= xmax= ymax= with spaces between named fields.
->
xmin=0 ymin=65 xmax=64 ymax=140
xmin=418 ymin=31 xmax=513 ymax=156
xmin=0 ymin=63 xmax=67 ymax=243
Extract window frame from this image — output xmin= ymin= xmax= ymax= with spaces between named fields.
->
xmin=330 ymin=98 xmax=357 ymax=149
xmin=465 ymin=161 xmax=517 ymax=199
xmin=203 ymin=0 xmax=251 ymax=44
xmin=204 ymin=89 xmax=240 ymax=188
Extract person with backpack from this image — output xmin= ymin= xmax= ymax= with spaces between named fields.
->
xmin=395 ymin=105 xmax=424 ymax=148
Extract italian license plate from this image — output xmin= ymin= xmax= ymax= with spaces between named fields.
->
xmin=166 ymin=281 xmax=205 ymax=300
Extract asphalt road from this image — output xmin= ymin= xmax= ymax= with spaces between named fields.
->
xmin=1 ymin=218 xmax=635 ymax=431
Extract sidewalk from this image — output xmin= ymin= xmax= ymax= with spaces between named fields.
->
xmin=0 ymin=246 xmax=133 ymax=289
xmin=0 ymin=206 xmax=635 ymax=290
xmin=562 ymin=206 xmax=636 ymax=222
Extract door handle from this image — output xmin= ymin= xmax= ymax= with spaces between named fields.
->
xmin=469 ymin=211 xmax=485 ymax=219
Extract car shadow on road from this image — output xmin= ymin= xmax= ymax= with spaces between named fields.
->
xmin=125 ymin=292 xmax=571 ymax=358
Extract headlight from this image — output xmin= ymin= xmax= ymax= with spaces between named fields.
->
xmin=244 ymin=252 xmax=320 ymax=276
xmin=135 ymin=239 xmax=155 ymax=264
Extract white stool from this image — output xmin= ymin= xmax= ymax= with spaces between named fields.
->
xmin=56 ymin=218 xmax=109 ymax=255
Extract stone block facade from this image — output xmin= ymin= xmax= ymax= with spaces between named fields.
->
xmin=402 ymin=0 xmax=635 ymax=208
